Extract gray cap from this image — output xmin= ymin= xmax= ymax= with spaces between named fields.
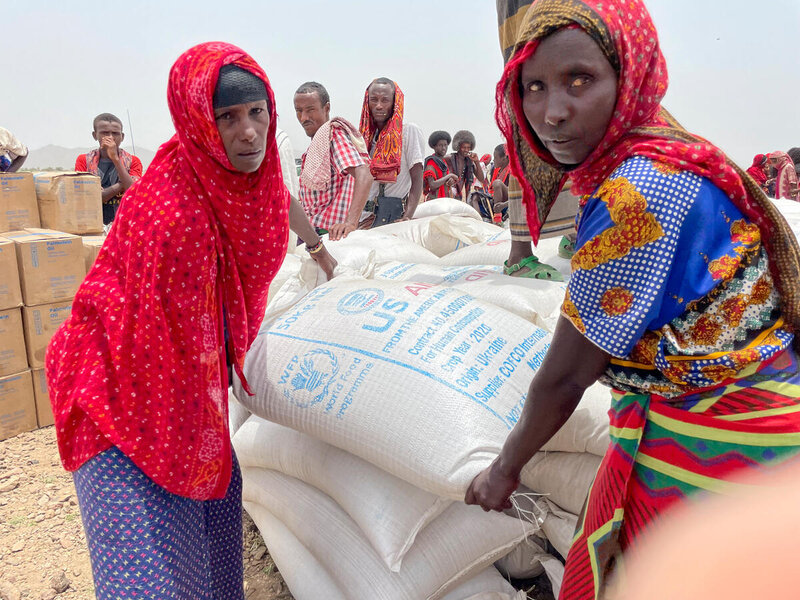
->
xmin=213 ymin=64 xmax=268 ymax=109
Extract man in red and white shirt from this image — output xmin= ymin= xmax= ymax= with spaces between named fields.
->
xmin=294 ymin=82 xmax=372 ymax=240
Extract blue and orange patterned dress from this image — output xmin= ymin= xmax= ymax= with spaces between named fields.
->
xmin=560 ymin=155 xmax=800 ymax=598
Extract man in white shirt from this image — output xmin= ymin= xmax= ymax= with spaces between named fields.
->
xmin=358 ymin=78 xmax=425 ymax=228
xmin=274 ymin=126 xmax=301 ymax=247
xmin=275 ymin=126 xmax=299 ymax=199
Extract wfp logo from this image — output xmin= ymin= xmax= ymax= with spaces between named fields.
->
xmin=337 ymin=288 xmax=384 ymax=315
xmin=281 ymin=349 xmax=339 ymax=408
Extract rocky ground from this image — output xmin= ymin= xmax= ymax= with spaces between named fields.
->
xmin=0 ymin=427 xmax=288 ymax=600
xmin=0 ymin=427 xmax=553 ymax=600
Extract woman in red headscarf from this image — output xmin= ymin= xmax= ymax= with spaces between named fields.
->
xmin=746 ymin=153 xmax=769 ymax=192
xmin=465 ymin=2 xmax=800 ymax=598
xmin=45 ymin=42 xmax=334 ymax=599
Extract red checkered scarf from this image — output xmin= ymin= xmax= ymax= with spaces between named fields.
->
xmin=359 ymin=80 xmax=404 ymax=183
xmin=496 ymin=0 xmax=800 ymax=343
xmin=46 ymin=42 xmax=289 ymax=499
xmin=300 ymin=117 xmax=367 ymax=191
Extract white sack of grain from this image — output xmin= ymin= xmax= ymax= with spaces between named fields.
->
xmin=494 ymin=536 xmax=547 ymax=579
xmin=541 ymin=502 xmax=579 ymax=560
xmin=242 ymin=467 xmax=532 ymax=600
xmin=236 ymin=275 xmax=550 ymax=498
xmin=413 ymin=197 xmax=482 ymax=221
xmin=439 ymin=568 xmax=527 ymax=600
xmin=243 ymin=501 xmax=347 ymax=600
xmin=494 ymin=534 xmax=566 ymax=598
xmin=376 ymin=215 xmax=504 ymax=257
xmin=438 ymin=235 xmax=571 ymax=282
xmin=244 ymin=502 xmax=527 ymax=600
xmin=236 ymin=275 xmax=609 ymax=499
xmin=295 ymin=230 xmax=439 ymax=279
xmin=228 ymin=388 xmax=250 ymax=437
xmin=773 ymin=198 xmax=800 ymax=240
xmin=373 ymin=261 xmax=565 ymax=332
xmin=539 ymin=389 xmax=610 ymax=457
xmin=233 ymin=416 xmax=450 ymax=572
xmin=520 ymin=452 xmax=602 ymax=515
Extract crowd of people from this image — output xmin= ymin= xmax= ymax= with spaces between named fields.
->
xmin=747 ymin=149 xmax=800 ymax=201
xmin=0 ymin=0 xmax=795 ymax=599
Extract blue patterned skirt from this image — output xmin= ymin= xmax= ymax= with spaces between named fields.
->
xmin=73 ymin=446 xmax=244 ymax=600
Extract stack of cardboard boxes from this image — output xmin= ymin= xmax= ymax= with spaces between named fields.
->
xmin=0 ymin=171 xmax=105 ymax=440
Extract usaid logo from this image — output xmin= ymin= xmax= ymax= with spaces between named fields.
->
xmin=337 ymin=288 xmax=385 ymax=315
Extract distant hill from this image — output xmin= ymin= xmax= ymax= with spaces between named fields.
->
xmin=25 ymin=144 xmax=156 ymax=171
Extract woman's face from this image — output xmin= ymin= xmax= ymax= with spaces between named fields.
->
xmin=214 ymin=100 xmax=270 ymax=173
xmin=520 ymin=28 xmax=618 ymax=166
xmin=434 ymin=139 xmax=449 ymax=157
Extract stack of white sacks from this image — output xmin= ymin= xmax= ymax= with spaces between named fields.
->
xmin=232 ymin=194 xmax=723 ymax=599
xmin=230 ymin=197 xmax=800 ymax=599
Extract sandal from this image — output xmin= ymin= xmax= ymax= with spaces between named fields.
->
xmin=503 ymin=255 xmax=564 ymax=281
xmin=558 ymin=235 xmax=576 ymax=259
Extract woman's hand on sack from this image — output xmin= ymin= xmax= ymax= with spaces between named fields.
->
xmin=464 ymin=457 xmax=520 ymax=512
xmin=311 ymin=245 xmax=337 ymax=281
xmin=328 ymin=221 xmax=357 ymax=241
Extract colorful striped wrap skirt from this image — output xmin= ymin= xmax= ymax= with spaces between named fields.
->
xmin=560 ymin=348 xmax=800 ymax=600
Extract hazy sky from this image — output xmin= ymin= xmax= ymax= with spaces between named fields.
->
xmin=3 ymin=1 xmax=798 ymax=168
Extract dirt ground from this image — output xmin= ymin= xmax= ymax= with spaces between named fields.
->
xmin=0 ymin=427 xmax=553 ymax=600
xmin=0 ymin=427 xmax=288 ymax=600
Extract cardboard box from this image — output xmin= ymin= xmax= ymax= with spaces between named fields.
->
xmin=0 ymin=171 xmax=40 ymax=232
xmin=0 ymin=369 xmax=37 ymax=441
xmin=2 ymin=229 xmax=85 ymax=305
xmin=0 ymin=238 xmax=22 ymax=310
xmin=31 ymin=368 xmax=53 ymax=428
xmin=0 ymin=308 xmax=27 ymax=376
xmin=81 ymin=235 xmax=105 ymax=272
xmin=34 ymin=172 xmax=103 ymax=235
xmin=22 ymin=301 xmax=72 ymax=369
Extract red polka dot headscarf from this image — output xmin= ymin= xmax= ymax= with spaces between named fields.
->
xmin=496 ymin=0 xmax=800 ymax=337
xmin=46 ymin=42 xmax=290 ymax=500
